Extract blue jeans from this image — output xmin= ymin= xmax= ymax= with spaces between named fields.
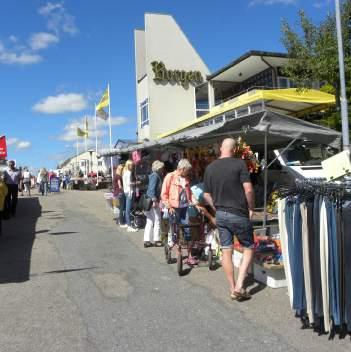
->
xmin=40 ymin=181 xmax=48 ymax=195
xmin=285 ymin=198 xmax=306 ymax=312
xmin=117 ymin=193 xmax=126 ymax=225
xmin=342 ymin=201 xmax=351 ymax=330
xmin=325 ymin=198 xmax=340 ymax=326
xmin=125 ymin=194 xmax=133 ymax=226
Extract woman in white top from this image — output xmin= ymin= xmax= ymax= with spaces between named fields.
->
xmin=22 ymin=167 xmax=31 ymax=196
xmin=122 ymin=160 xmax=138 ymax=232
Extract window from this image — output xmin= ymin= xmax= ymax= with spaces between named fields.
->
xmin=98 ymin=161 xmax=103 ymax=166
xmin=80 ymin=161 xmax=86 ymax=167
xmin=140 ymin=99 xmax=149 ymax=128
xmin=278 ymin=77 xmax=296 ymax=89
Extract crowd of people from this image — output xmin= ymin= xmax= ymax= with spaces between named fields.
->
xmin=113 ymin=138 xmax=255 ymax=301
xmin=0 ymin=160 xmax=68 ymax=236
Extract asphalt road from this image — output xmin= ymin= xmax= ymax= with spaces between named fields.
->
xmin=0 ymin=190 xmax=350 ymax=352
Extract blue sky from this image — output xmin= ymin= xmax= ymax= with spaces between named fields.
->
xmin=0 ymin=0 xmax=333 ymax=170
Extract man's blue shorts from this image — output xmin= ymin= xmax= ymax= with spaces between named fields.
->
xmin=215 ymin=210 xmax=254 ymax=249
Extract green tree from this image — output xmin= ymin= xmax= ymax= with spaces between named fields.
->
xmin=281 ymin=1 xmax=351 ymax=130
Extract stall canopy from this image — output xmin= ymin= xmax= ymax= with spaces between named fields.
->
xmin=158 ymin=88 xmax=336 ymax=139
xmin=100 ymin=110 xmax=341 ymax=157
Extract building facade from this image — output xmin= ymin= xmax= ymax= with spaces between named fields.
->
xmin=135 ymin=13 xmax=210 ymax=142
xmin=60 ymin=151 xmax=110 ymax=176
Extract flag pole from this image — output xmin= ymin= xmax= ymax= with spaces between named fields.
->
xmin=108 ymin=83 xmax=114 ymax=184
xmin=84 ymin=115 xmax=88 ymax=153
xmin=76 ymin=133 xmax=79 ymax=176
xmin=95 ymin=104 xmax=99 ymax=187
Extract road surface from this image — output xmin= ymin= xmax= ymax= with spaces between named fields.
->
xmin=0 ymin=190 xmax=349 ymax=352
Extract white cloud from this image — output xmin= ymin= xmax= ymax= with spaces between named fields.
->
xmin=17 ymin=141 xmax=32 ymax=150
xmin=57 ymin=116 xmax=128 ymax=147
xmin=32 ymin=93 xmax=88 ymax=114
xmin=29 ymin=32 xmax=59 ymax=51
xmin=0 ymin=3 xmax=77 ymax=66
xmin=6 ymin=137 xmax=31 ymax=150
xmin=38 ymin=2 xmax=78 ymax=35
xmin=0 ymin=41 xmax=42 ymax=65
xmin=249 ymin=0 xmax=297 ymax=5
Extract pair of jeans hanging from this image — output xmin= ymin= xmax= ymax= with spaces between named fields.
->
xmin=324 ymin=198 xmax=341 ymax=328
xmin=301 ymin=202 xmax=314 ymax=323
xmin=342 ymin=200 xmax=351 ymax=331
xmin=278 ymin=198 xmax=294 ymax=308
xmin=285 ymin=197 xmax=306 ymax=312
xmin=312 ymin=195 xmax=324 ymax=323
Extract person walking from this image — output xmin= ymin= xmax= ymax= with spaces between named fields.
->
xmin=113 ymin=164 xmax=126 ymax=227
xmin=39 ymin=168 xmax=49 ymax=196
xmin=0 ymin=171 xmax=8 ymax=236
xmin=18 ymin=167 xmax=24 ymax=196
xmin=22 ymin=167 xmax=31 ymax=196
xmin=161 ymin=158 xmax=199 ymax=265
xmin=143 ymin=160 xmax=164 ymax=248
xmin=3 ymin=160 xmax=21 ymax=217
xmin=122 ymin=160 xmax=138 ymax=232
xmin=203 ymin=138 xmax=255 ymax=301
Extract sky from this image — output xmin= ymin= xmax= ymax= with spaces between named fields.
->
xmin=0 ymin=0 xmax=334 ymax=171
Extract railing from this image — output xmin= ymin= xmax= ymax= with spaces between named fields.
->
xmin=214 ymin=85 xmax=282 ymax=106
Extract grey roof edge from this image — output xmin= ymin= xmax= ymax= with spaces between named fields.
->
xmin=207 ymin=50 xmax=289 ymax=81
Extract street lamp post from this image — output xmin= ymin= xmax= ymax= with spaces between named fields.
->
xmin=88 ymin=149 xmax=94 ymax=177
xmin=335 ymin=0 xmax=350 ymax=151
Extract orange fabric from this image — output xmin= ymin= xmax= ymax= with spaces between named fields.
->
xmin=161 ymin=171 xmax=191 ymax=209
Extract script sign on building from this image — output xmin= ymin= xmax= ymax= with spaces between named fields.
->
xmin=151 ymin=61 xmax=203 ymax=87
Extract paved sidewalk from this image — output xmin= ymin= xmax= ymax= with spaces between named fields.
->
xmin=0 ymin=190 xmax=349 ymax=352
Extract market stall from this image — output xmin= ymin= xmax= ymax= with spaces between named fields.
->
xmin=101 ymin=110 xmax=341 ymax=285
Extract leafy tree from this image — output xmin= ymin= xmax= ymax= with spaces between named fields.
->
xmin=281 ymin=1 xmax=351 ymax=128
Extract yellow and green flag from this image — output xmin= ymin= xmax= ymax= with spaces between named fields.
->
xmin=96 ymin=108 xmax=108 ymax=120
xmin=96 ymin=88 xmax=110 ymax=111
xmin=77 ymin=127 xmax=88 ymax=137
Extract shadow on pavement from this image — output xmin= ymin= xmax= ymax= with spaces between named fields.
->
xmin=35 ymin=229 xmax=49 ymax=234
xmin=44 ymin=267 xmax=97 ymax=274
xmin=248 ymin=283 xmax=266 ymax=296
xmin=49 ymin=231 xmax=78 ymax=236
xmin=0 ymin=197 xmax=41 ymax=283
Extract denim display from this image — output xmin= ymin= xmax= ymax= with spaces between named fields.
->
xmin=342 ymin=201 xmax=351 ymax=331
xmin=280 ymin=189 xmax=351 ymax=338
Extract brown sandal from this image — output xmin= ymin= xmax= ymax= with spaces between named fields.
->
xmin=231 ymin=290 xmax=251 ymax=301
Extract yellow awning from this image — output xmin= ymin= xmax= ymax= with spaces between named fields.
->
xmin=157 ymin=88 xmax=336 ymax=139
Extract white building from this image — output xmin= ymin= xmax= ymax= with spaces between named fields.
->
xmin=60 ymin=151 xmax=110 ymax=175
xmin=134 ymin=14 xmax=335 ymax=143
xmin=135 ymin=13 xmax=210 ymax=142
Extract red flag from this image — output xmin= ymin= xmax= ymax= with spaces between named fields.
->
xmin=0 ymin=136 xmax=7 ymax=159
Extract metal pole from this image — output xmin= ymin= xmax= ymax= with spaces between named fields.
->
xmin=335 ymin=0 xmax=349 ymax=151
xmin=108 ymin=83 xmax=114 ymax=184
xmin=263 ymin=129 xmax=268 ymax=230
xmin=94 ymin=104 xmax=99 ymax=187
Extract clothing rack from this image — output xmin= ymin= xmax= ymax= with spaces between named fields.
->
xmin=278 ymin=178 xmax=351 ymax=199
xmin=277 ymin=178 xmax=351 ymax=339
